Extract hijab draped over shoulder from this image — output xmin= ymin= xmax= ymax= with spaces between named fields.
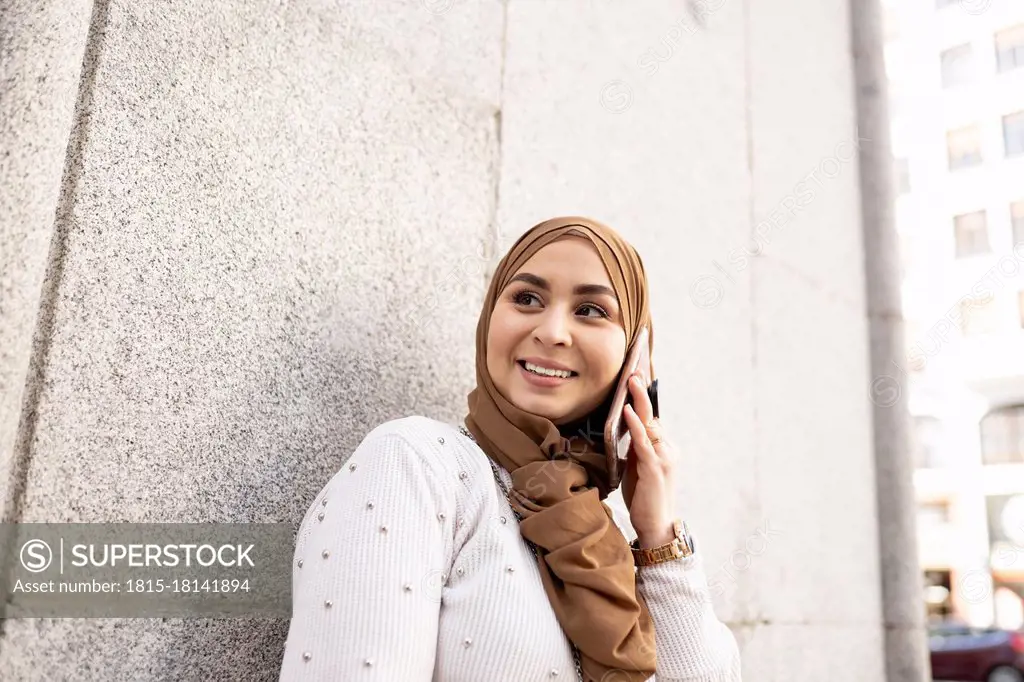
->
xmin=464 ymin=216 xmax=658 ymax=681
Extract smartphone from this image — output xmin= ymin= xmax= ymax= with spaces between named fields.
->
xmin=603 ymin=326 xmax=656 ymax=490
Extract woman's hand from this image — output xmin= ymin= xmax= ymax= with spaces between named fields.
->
xmin=621 ymin=372 xmax=677 ymax=548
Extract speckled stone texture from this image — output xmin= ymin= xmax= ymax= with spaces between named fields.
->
xmin=1 ymin=0 xmax=502 ymax=679
xmin=0 ymin=0 xmax=92 ymax=523
xmin=0 ymin=0 xmax=902 ymax=680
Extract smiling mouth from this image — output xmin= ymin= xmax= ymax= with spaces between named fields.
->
xmin=516 ymin=360 xmax=578 ymax=378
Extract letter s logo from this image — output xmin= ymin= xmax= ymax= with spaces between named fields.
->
xmin=21 ymin=539 xmax=53 ymax=573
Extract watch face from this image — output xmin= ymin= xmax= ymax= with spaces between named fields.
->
xmin=675 ymin=520 xmax=693 ymax=556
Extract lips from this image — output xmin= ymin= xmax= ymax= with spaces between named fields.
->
xmin=517 ymin=358 xmax=578 ymax=375
xmin=516 ymin=361 xmax=575 ymax=388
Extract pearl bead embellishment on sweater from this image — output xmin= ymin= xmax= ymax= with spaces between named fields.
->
xmin=280 ymin=422 xmax=731 ymax=682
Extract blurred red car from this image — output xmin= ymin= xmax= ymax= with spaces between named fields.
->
xmin=930 ymin=623 xmax=1024 ymax=681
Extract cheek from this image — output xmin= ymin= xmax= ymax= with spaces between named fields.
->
xmin=583 ymin=335 xmax=627 ymax=383
xmin=485 ymin=307 xmax=518 ymax=364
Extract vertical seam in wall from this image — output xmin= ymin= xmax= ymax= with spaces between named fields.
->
xmin=482 ymin=0 xmax=508 ymax=288
xmin=0 ymin=0 xmax=111 ymax=635
xmin=4 ymin=0 xmax=111 ymax=526
xmin=742 ymin=0 xmax=764 ymax=591
xmin=0 ymin=0 xmax=111 ymax=640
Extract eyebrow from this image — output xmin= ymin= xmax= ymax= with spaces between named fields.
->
xmin=509 ymin=273 xmax=616 ymax=299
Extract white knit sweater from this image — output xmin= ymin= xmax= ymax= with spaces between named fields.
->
xmin=279 ymin=415 xmax=741 ymax=681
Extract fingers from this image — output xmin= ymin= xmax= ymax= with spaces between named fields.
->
xmin=624 ymin=402 xmax=665 ymax=460
xmin=623 ymin=403 xmax=650 ymax=453
xmin=627 ymin=373 xmax=654 ymax=424
xmin=624 ymin=371 xmax=670 ymax=468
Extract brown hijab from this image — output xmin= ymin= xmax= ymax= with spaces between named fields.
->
xmin=464 ymin=217 xmax=657 ymax=681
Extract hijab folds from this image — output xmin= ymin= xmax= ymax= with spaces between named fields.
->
xmin=464 ymin=216 xmax=658 ymax=681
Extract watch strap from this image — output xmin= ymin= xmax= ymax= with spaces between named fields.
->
xmin=630 ymin=519 xmax=695 ymax=566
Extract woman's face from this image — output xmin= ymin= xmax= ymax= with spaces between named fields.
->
xmin=486 ymin=236 xmax=627 ymax=425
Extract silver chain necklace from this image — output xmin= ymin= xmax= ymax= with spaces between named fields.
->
xmin=457 ymin=425 xmax=586 ymax=682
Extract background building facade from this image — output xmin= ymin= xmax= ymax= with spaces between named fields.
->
xmin=887 ymin=0 xmax=1024 ymax=630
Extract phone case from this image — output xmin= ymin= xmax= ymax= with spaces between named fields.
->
xmin=604 ymin=326 xmax=653 ymax=489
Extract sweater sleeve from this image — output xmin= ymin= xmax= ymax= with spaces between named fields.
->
xmin=279 ymin=428 xmax=453 ymax=681
xmin=603 ymin=490 xmax=741 ymax=681
xmin=637 ymin=554 xmax=742 ymax=681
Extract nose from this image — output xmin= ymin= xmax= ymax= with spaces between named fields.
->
xmin=533 ymin=309 xmax=572 ymax=347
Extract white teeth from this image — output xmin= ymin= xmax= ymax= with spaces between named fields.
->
xmin=523 ymin=362 xmax=572 ymax=378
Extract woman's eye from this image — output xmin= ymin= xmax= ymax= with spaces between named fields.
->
xmin=510 ymin=291 xmax=608 ymax=319
xmin=577 ymin=303 xmax=609 ymax=319
xmin=512 ymin=291 xmax=540 ymax=306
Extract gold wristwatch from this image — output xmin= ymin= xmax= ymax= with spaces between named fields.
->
xmin=630 ymin=519 xmax=695 ymax=566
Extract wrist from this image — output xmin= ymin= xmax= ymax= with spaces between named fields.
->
xmin=630 ymin=519 xmax=696 ymax=566
xmin=635 ymin=525 xmax=675 ymax=548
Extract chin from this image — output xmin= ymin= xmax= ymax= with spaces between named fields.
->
xmin=506 ymin=392 xmax=603 ymax=431
xmin=511 ymin=396 xmax=566 ymax=421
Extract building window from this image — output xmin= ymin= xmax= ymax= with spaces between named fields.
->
xmin=981 ymin=406 xmax=1024 ymax=465
xmin=1004 ymin=111 xmax=1024 ymax=157
xmin=924 ymin=571 xmax=954 ymax=621
xmin=948 ymin=125 xmax=983 ymax=169
xmin=895 ymin=157 xmax=911 ymax=194
xmin=1013 ymin=201 xmax=1024 ymax=245
xmin=958 ymin=294 xmax=1001 ymax=336
xmin=954 ymin=210 xmax=990 ymax=257
xmin=917 ymin=501 xmax=952 ymax=528
xmin=996 ymin=24 xmax=1024 ymax=73
xmin=941 ymin=44 xmax=974 ymax=87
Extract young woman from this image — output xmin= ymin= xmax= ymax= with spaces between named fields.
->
xmin=279 ymin=217 xmax=741 ymax=681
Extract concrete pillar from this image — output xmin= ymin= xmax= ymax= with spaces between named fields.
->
xmin=850 ymin=0 xmax=931 ymax=678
